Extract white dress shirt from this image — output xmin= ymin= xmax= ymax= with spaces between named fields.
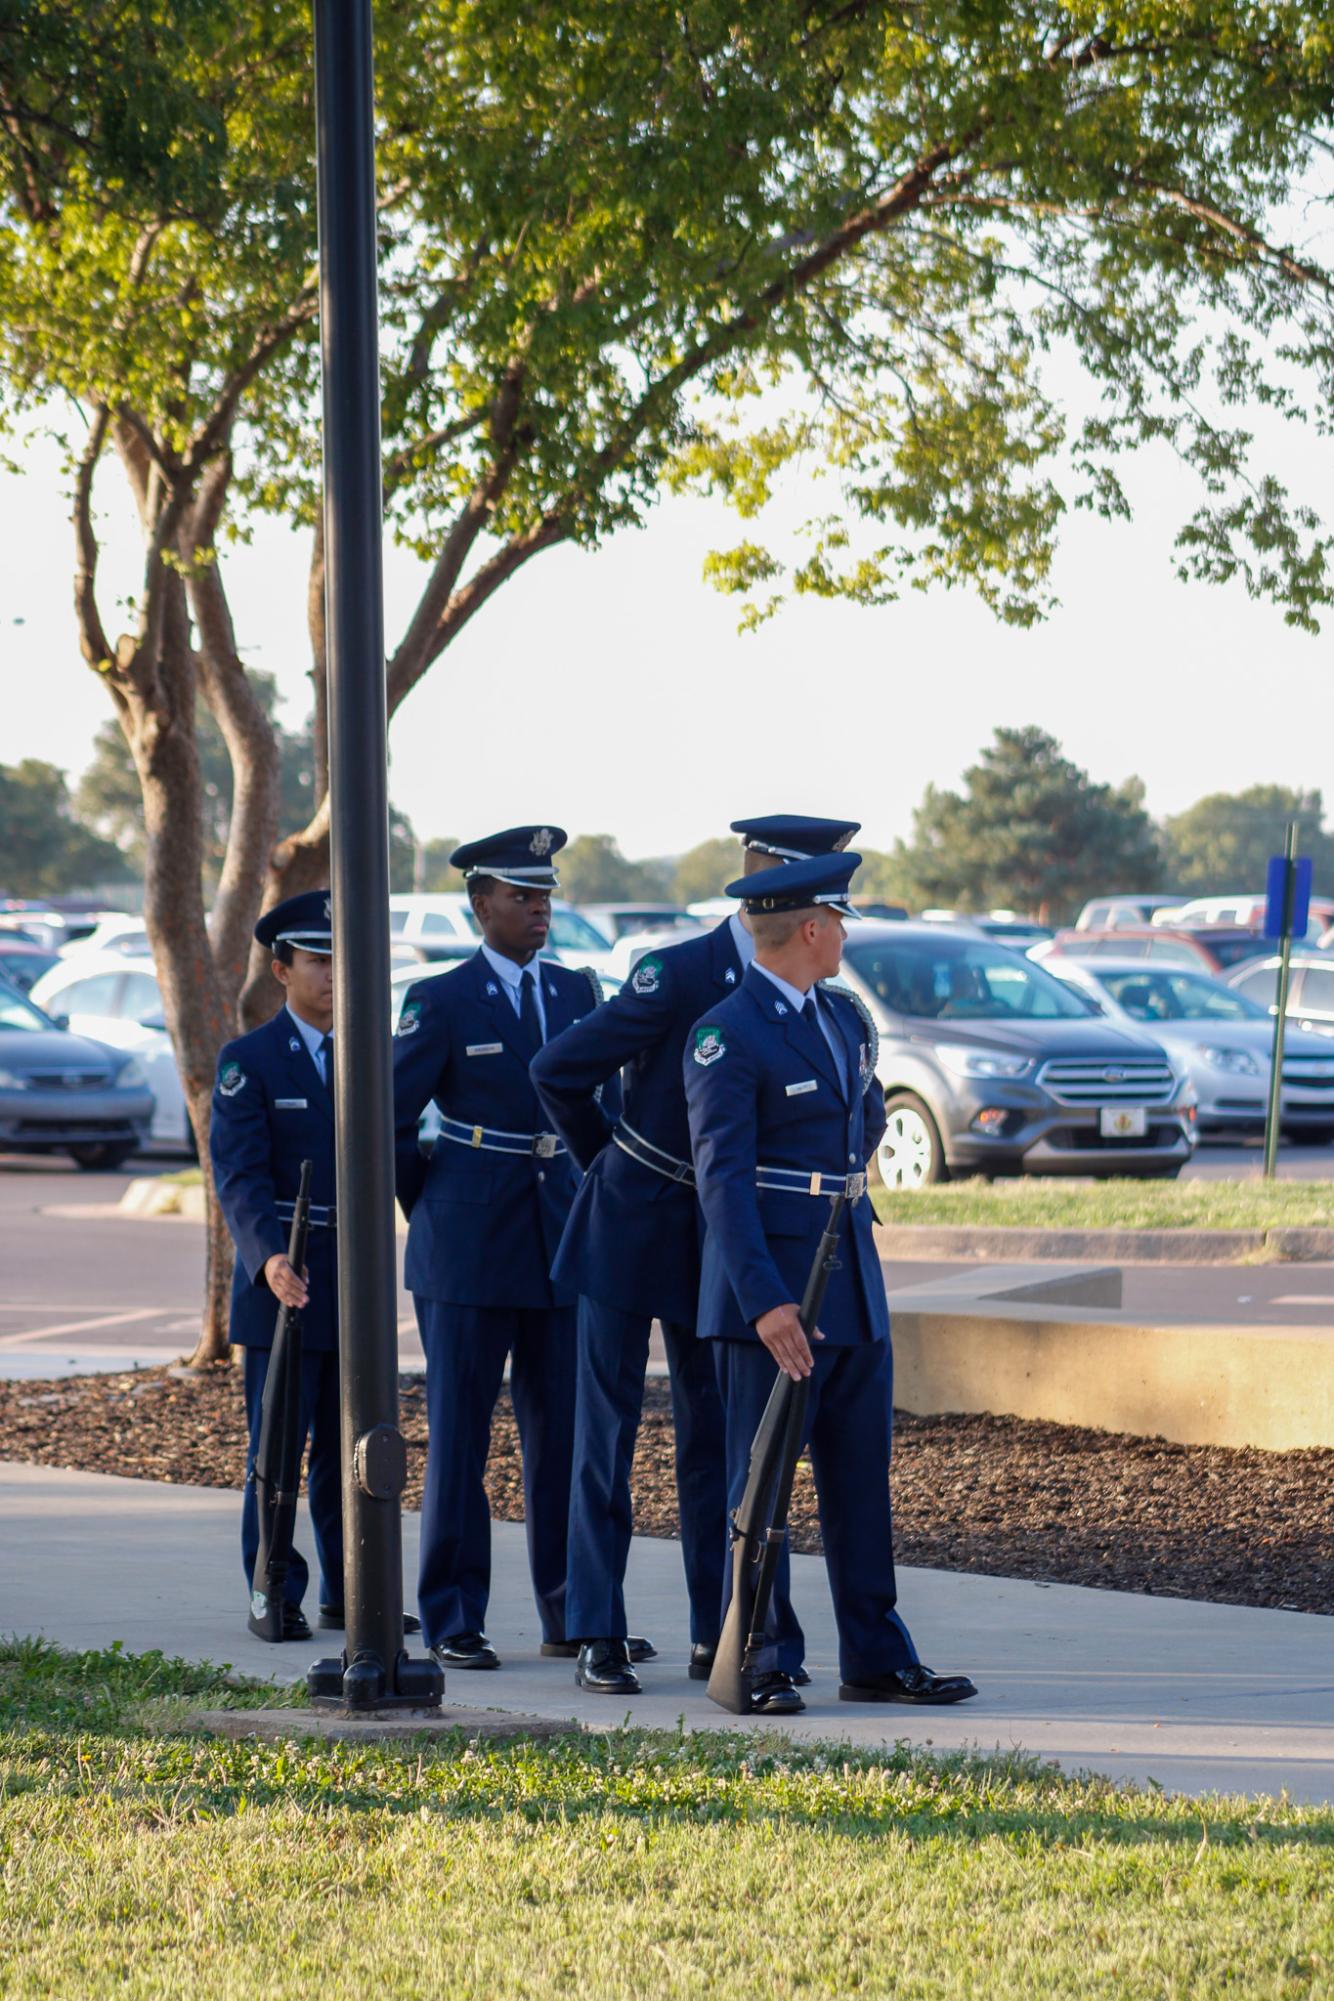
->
xmin=479 ymin=942 xmax=548 ymax=1042
xmin=285 ymin=1002 xmax=331 ymax=1086
xmin=752 ymin=963 xmax=847 ymax=1092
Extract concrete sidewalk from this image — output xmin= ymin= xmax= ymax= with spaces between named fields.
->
xmin=3 ymin=1459 xmax=1330 ymax=1803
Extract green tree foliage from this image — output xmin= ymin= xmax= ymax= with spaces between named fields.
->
xmin=851 ymin=849 xmax=914 ymax=909
xmin=558 ymin=835 xmax=673 ymax=905
xmin=1161 ymin=786 xmax=1334 ymax=894
xmin=893 ymin=728 xmax=1161 ymax=923
xmin=671 ymin=838 xmax=743 ymax=907
xmin=0 ymin=757 xmax=133 ymax=897
xmin=74 ymin=674 xmax=316 ymax=889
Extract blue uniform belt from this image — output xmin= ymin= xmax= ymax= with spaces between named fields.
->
xmin=755 ymin=1166 xmax=867 ymax=1201
xmin=612 ymin=1120 xmax=696 ymax=1188
xmin=275 ymin=1199 xmax=337 ymax=1229
xmin=437 ymin=1115 xmax=566 ymax=1160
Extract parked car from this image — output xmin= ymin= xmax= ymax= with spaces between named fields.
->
xmin=388 ymin=893 xmax=616 ymax=978
xmin=918 ymin=909 xmax=1051 ymax=946
xmin=1037 ymin=926 xmax=1270 ymax=974
xmin=578 ymin=903 xmax=693 ymax=941
xmin=1225 ymin=954 xmax=1334 ymax=1039
xmin=29 ymin=953 xmax=193 ymax=1153
xmin=58 ymin=913 xmax=151 ymax=958
xmin=1046 ymin=958 xmax=1334 ymax=1142
xmin=0 ymin=940 xmax=60 ymax=993
xmin=833 ymin=922 xmax=1196 ymax=1187
xmin=1162 ymin=893 xmax=1334 ymax=940
xmin=1075 ymin=894 xmax=1190 ymax=931
xmin=0 ymin=973 xmax=154 ymax=1168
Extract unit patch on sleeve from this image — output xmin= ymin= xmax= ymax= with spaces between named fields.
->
xmin=396 ymin=1000 xmax=422 ymax=1038
xmin=631 ymin=956 xmax=663 ymax=997
xmin=218 ymin=1063 xmax=246 ymax=1097
xmin=693 ymin=1026 xmax=726 ymax=1067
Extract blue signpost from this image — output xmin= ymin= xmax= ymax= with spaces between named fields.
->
xmin=1262 ymin=826 xmax=1305 ymax=1179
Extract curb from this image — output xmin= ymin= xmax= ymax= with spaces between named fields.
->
xmin=120 ymin=1177 xmax=206 ymax=1221
xmin=877 ymin=1224 xmax=1334 ymax=1265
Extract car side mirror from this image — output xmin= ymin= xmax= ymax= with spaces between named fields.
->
xmin=54 ymin=1013 xmax=69 ymax=1030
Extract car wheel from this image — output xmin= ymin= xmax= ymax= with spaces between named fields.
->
xmin=1284 ymin=1127 xmax=1334 ymax=1147
xmin=68 ymin=1143 xmax=136 ymax=1171
xmin=878 ymin=1093 xmax=947 ymax=1189
xmin=1135 ymin=1165 xmax=1184 ymax=1180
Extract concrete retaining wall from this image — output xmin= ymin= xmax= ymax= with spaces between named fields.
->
xmin=890 ymin=1304 xmax=1334 ymax=1451
xmin=876 ymin=1223 xmax=1334 ymax=1264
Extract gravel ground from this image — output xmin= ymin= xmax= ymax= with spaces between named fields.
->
xmin=2 ymin=1366 xmax=1329 ymax=1616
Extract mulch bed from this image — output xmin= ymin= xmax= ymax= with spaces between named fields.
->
xmin=2 ymin=1366 xmax=1329 ymax=1615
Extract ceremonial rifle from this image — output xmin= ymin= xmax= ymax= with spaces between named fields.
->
xmin=708 ymin=1192 xmax=846 ymax=1714
xmin=248 ymin=1158 xmax=313 ymax=1642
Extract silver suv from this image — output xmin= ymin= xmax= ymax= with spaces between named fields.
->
xmin=836 ymin=923 xmax=1197 ymax=1187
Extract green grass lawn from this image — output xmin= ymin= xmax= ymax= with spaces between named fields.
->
xmin=1 ymin=1642 xmax=1329 ymax=1999
xmin=874 ymin=1177 xmax=1334 ymax=1232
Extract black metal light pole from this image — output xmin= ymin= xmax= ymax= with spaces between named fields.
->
xmin=306 ymin=0 xmax=442 ymax=1712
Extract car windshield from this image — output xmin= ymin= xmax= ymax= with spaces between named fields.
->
xmin=1097 ymin=969 xmax=1264 ymax=1023
xmin=549 ymin=908 xmax=611 ymax=952
xmin=0 ymin=981 xmax=52 ymax=1031
xmin=844 ymin=936 xmax=1093 ymax=1020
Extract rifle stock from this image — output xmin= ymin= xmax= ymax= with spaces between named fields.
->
xmin=248 ymin=1158 xmax=314 ymax=1642
xmin=708 ymin=1192 xmax=847 ymax=1714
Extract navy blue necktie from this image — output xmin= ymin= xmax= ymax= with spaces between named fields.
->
xmin=319 ymin=1032 xmax=334 ymax=1103
xmin=515 ymin=968 xmax=542 ymax=1059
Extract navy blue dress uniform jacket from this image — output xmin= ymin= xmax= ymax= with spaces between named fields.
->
xmin=392 ymin=952 xmax=615 ymax=1308
xmin=210 ymin=1008 xmax=338 ymax=1353
xmin=532 ymin=920 xmax=746 ymax=1323
xmin=683 ymin=966 xmax=888 ymax=1345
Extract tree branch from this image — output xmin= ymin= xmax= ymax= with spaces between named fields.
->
xmin=73 ymin=405 xmax=113 ymax=678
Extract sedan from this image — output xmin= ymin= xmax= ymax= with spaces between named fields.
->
xmin=1048 ymin=958 xmax=1334 ymax=1143
xmin=1226 ymin=954 xmax=1334 ymax=1041
xmin=0 ymin=975 xmax=154 ymax=1168
xmin=29 ymin=953 xmax=193 ymax=1154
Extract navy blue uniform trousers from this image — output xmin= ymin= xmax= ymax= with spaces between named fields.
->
xmin=241 ymin=1345 xmax=343 ymax=1611
xmin=565 ymin=1304 xmax=735 ymax=1646
xmin=416 ymin=1300 xmax=576 ymax=1645
xmin=713 ymin=1339 xmax=918 ymax=1683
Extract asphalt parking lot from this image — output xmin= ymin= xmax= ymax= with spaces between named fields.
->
xmin=0 ymin=1140 xmax=1330 ymax=1379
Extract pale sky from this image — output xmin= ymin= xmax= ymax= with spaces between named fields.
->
xmin=1 ymin=390 xmax=1328 ymax=861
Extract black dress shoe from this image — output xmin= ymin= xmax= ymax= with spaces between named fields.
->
xmin=688 ymin=1642 xmax=716 ymax=1682
xmin=575 ymin=1639 xmax=641 ymax=1695
xmin=247 ymin=1603 xmax=311 ymax=1643
xmin=318 ymin=1606 xmax=422 ymax=1635
xmin=839 ymin=1664 xmax=978 ymax=1705
xmin=431 ymin=1631 xmax=500 ymax=1670
xmin=790 ymin=1665 xmax=811 ymax=1687
xmin=749 ymin=1670 xmax=805 ymax=1716
xmin=542 ymin=1634 xmax=657 ymax=1662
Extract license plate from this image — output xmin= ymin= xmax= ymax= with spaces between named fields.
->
xmin=1099 ymin=1106 xmax=1147 ymax=1138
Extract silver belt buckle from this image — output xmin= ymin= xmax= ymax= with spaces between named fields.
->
xmin=846 ymin=1171 xmax=866 ymax=1201
xmin=533 ymin=1132 xmax=558 ymax=1159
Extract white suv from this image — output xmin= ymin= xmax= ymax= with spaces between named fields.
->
xmin=388 ymin=894 xmax=615 ymax=979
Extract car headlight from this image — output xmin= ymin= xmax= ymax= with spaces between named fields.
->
xmin=1202 ymin=1046 xmax=1261 ymax=1077
xmin=934 ymin=1044 xmax=1031 ymax=1081
xmin=116 ymin=1057 xmax=149 ymax=1089
xmin=0 ymin=1066 xmax=27 ymax=1089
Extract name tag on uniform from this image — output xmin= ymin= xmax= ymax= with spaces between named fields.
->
xmin=465 ymin=1043 xmax=504 ymax=1057
xmin=275 ymin=1098 xmax=308 ymax=1109
xmin=786 ymin=1080 xmax=818 ymax=1096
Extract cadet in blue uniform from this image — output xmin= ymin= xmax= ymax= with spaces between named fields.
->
xmin=393 ymin=826 xmax=619 ymax=1672
xmin=211 ymin=891 xmax=344 ymax=1641
xmin=532 ymin=814 xmax=858 ymax=1700
xmin=684 ymin=853 xmax=978 ymax=1712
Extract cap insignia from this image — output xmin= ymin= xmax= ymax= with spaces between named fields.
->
xmin=323 ymin=895 xmax=331 ymax=921
xmin=530 ymin=827 xmax=554 ymax=857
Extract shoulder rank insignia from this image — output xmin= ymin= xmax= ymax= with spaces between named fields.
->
xmin=581 ymin=965 xmax=605 ymax=1008
xmin=693 ymin=1025 xmax=726 ymax=1067
xmin=218 ymin=1062 xmax=246 ymax=1097
xmin=396 ymin=1000 xmax=422 ymax=1038
xmin=631 ymin=956 xmax=663 ymax=997
xmin=773 ymin=999 xmax=788 ymax=1016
